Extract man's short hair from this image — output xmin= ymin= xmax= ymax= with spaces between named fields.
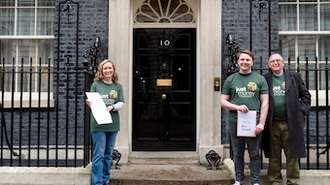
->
xmin=237 ymin=50 xmax=254 ymax=61
xmin=269 ymin=53 xmax=283 ymax=62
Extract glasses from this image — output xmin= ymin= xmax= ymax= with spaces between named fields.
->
xmin=269 ymin=59 xmax=283 ymax=63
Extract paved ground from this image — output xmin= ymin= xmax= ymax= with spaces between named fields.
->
xmin=109 ymin=160 xmax=330 ymax=185
xmin=0 ymin=158 xmax=330 ymax=185
xmin=223 ymin=158 xmax=330 ymax=185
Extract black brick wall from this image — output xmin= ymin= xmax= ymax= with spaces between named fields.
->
xmin=221 ymin=0 xmax=279 ymax=75
xmin=0 ymin=0 xmax=109 ymax=147
xmin=221 ymin=0 xmax=279 ymax=144
xmin=53 ymin=0 xmax=109 ymax=145
xmin=1 ymin=0 xmax=327 ymax=152
xmin=220 ymin=1 xmax=328 ymax=147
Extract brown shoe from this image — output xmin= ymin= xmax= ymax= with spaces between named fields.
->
xmin=103 ymin=183 xmax=110 ymax=185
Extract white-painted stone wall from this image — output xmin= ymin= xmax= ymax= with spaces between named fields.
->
xmin=108 ymin=0 xmax=223 ymax=164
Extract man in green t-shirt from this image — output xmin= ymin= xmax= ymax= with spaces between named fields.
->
xmin=221 ymin=50 xmax=269 ymax=185
xmin=262 ymin=53 xmax=311 ymax=185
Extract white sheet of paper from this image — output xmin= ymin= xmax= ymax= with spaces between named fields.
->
xmin=237 ymin=111 xmax=256 ymax=137
xmin=86 ymin=92 xmax=113 ymax=124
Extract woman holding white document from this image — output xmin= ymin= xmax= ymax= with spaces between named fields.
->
xmin=86 ymin=59 xmax=124 ymax=185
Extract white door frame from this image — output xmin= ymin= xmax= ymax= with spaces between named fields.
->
xmin=108 ymin=0 xmax=223 ymax=164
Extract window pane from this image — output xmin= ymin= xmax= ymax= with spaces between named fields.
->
xmin=172 ymin=13 xmax=194 ymax=23
xmin=320 ymin=4 xmax=330 ymax=31
xmin=319 ymin=63 xmax=330 ymax=90
xmin=279 ymin=35 xmax=296 ymax=61
xmin=298 ymin=35 xmax=316 ymax=59
xmin=40 ymin=67 xmax=53 ymax=92
xmin=171 ymin=5 xmax=194 ymax=23
xmin=321 ymin=0 xmax=330 ymax=2
xmin=299 ymin=63 xmax=316 ymax=90
xmin=38 ymin=40 xmax=54 ymax=65
xmin=0 ymin=8 xmax=14 ymax=35
xmin=18 ymin=40 xmax=36 ymax=65
xmin=0 ymin=40 xmax=16 ymax=65
xmin=284 ymin=62 xmax=315 ymax=90
xmin=16 ymin=67 xmax=36 ymax=92
xmin=318 ymin=36 xmax=330 ymax=61
xmin=284 ymin=63 xmax=295 ymax=71
xmin=37 ymin=8 xmax=54 ymax=35
xmin=279 ymin=4 xmax=297 ymax=31
xmin=38 ymin=0 xmax=55 ymax=6
xmin=279 ymin=0 xmax=297 ymax=2
xmin=136 ymin=5 xmax=158 ymax=23
xmin=0 ymin=39 xmax=53 ymax=92
xmin=299 ymin=4 xmax=317 ymax=31
xmin=0 ymin=67 xmax=14 ymax=92
xmin=299 ymin=0 xmax=317 ymax=2
xmin=0 ymin=1 xmax=15 ymax=6
xmin=17 ymin=8 xmax=35 ymax=35
xmin=18 ymin=0 xmax=35 ymax=6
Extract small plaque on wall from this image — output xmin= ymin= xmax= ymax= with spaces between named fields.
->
xmin=157 ymin=79 xmax=172 ymax=86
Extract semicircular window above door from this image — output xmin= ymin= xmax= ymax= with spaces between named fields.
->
xmin=134 ymin=0 xmax=196 ymax=23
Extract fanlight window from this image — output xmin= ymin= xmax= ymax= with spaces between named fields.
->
xmin=135 ymin=0 xmax=195 ymax=23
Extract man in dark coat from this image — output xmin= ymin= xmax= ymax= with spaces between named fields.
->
xmin=262 ymin=53 xmax=311 ymax=185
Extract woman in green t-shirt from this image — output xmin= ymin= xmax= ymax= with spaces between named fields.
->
xmin=86 ymin=59 xmax=125 ymax=185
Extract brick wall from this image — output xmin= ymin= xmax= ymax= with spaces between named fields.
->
xmin=1 ymin=0 xmax=326 ymax=154
xmin=53 ymin=0 xmax=109 ymax=145
xmin=1 ymin=0 xmax=109 ymax=148
xmin=221 ymin=0 xmax=279 ymax=144
xmin=220 ymin=1 xmax=328 ymax=147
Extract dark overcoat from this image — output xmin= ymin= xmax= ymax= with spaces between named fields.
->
xmin=261 ymin=69 xmax=311 ymax=158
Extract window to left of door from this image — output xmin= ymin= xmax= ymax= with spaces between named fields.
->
xmin=0 ymin=0 xmax=55 ymax=108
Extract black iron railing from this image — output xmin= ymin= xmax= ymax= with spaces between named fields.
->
xmin=1 ymin=55 xmax=329 ymax=169
xmin=0 ymin=57 xmax=93 ymax=167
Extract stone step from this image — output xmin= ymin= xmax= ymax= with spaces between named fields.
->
xmin=111 ymin=179 xmax=233 ymax=185
xmin=109 ymin=152 xmax=234 ymax=185
xmin=128 ymin=152 xmax=200 ymax=165
xmin=1 ymin=161 xmax=330 ymax=185
xmin=110 ymin=164 xmax=234 ymax=185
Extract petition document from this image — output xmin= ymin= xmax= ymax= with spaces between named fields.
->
xmin=237 ymin=111 xmax=256 ymax=137
xmin=86 ymin=92 xmax=113 ymax=124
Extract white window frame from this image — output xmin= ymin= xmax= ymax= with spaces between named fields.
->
xmin=279 ymin=0 xmax=330 ymax=106
xmin=0 ymin=0 xmax=55 ymax=108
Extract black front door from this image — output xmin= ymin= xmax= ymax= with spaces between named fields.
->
xmin=133 ymin=28 xmax=196 ymax=151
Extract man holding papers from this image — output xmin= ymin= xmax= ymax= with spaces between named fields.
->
xmin=86 ymin=59 xmax=124 ymax=185
xmin=221 ymin=50 xmax=269 ymax=185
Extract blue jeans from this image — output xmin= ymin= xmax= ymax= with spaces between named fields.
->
xmin=229 ymin=121 xmax=262 ymax=185
xmin=91 ymin=132 xmax=118 ymax=185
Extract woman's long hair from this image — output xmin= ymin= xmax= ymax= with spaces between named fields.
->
xmin=93 ymin=59 xmax=119 ymax=83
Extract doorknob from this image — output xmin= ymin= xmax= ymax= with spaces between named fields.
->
xmin=161 ymin=94 xmax=167 ymax=100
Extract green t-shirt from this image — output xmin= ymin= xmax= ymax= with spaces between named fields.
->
xmin=222 ymin=72 xmax=269 ymax=122
xmin=89 ymin=81 xmax=125 ymax=132
xmin=272 ymin=75 xmax=287 ymax=120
